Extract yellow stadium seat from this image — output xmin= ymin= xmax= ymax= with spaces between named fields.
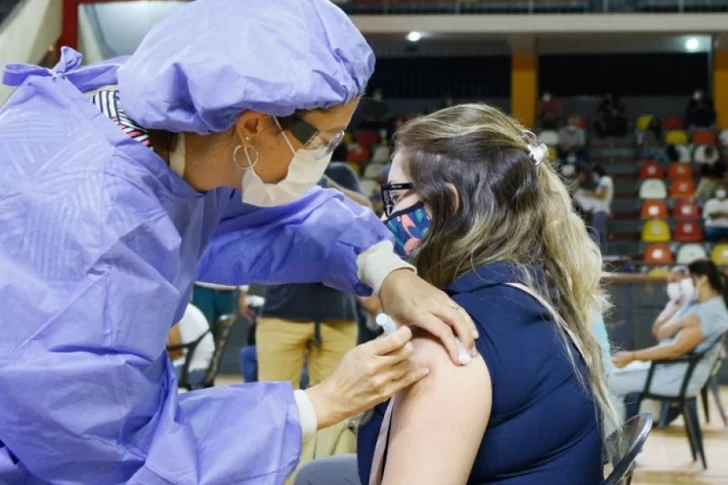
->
xmin=711 ymin=244 xmax=728 ymax=265
xmin=641 ymin=219 xmax=671 ymax=243
xmin=665 ymin=130 xmax=689 ymax=146
xmin=346 ymin=162 xmax=361 ymax=176
xmin=636 ymin=114 xmax=654 ymax=131
xmin=648 ymin=266 xmax=671 ymax=276
xmin=548 ymin=146 xmax=558 ymax=161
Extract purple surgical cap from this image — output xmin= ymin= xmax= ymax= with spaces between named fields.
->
xmin=117 ymin=0 xmax=374 ymax=134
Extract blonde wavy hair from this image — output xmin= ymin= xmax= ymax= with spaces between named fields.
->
xmin=394 ymin=103 xmax=619 ymax=450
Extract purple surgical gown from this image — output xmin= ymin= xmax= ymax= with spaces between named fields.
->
xmin=0 ymin=57 xmax=390 ymax=483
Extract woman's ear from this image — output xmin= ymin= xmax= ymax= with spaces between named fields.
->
xmin=445 ymin=182 xmax=460 ymax=214
xmin=235 ymin=110 xmax=271 ymax=142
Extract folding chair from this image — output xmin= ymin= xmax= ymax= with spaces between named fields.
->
xmin=637 ymin=332 xmax=727 ymax=469
xmin=603 ymin=413 xmax=653 ymax=485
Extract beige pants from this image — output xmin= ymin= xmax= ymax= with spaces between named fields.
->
xmin=256 ymin=318 xmax=358 ymax=484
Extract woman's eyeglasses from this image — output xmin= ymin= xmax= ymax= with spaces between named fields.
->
xmin=277 ymin=115 xmax=344 ymax=160
xmin=381 ymin=182 xmax=414 ymax=218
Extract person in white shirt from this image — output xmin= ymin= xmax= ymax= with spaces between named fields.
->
xmin=574 ymin=165 xmax=614 ymax=253
xmin=704 ymin=184 xmax=728 ymax=241
xmin=168 ymin=303 xmax=216 ymax=389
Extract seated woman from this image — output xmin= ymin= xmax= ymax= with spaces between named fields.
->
xmin=355 ymin=104 xmax=616 ymax=485
xmin=610 ymin=260 xmax=728 ymax=421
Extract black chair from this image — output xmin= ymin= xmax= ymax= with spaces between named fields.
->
xmin=700 ymin=350 xmax=728 ymax=428
xmin=167 ymin=313 xmax=237 ymax=391
xmin=603 ymin=413 xmax=653 ymax=485
xmin=636 ymin=332 xmax=727 ymax=469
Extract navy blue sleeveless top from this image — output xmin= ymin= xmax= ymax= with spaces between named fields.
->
xmin=357 ymin=262 xmax=602 ymax=485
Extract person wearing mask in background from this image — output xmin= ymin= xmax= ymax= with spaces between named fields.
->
xmin=558 ymin=114 xmax=587 ymax=163
xmin=536 ymin=91 xmax=563 ymax=130
xmin=695 ymin=146 xmax=725 ymax=201
xmin=686 ymin=89 xmax=717 ymax=131
xmin=651 ymin=267 xmax=693 ymax=341
xmin=703 ymin=183 xmax=728 ymax=241
xmin=167 ymin=303 xmax=216 ymax=389
xmin=595 ymin=94 xmax=628 ymax=138
xmin=575 ymin=165 xmax=614 ymax=253
xmin=610 ymin=260 xmax=728 ymax=421
xmin=0 ymin=1 xmax=480 ymax=483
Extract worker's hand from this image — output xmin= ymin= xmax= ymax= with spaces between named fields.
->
xmin=612 ymin=351 xmax=635 ymax=369
xmin=378 ymin=269 xmax=478 ymax=366
xmin=305 ymin=326 xmax=428 ymax=430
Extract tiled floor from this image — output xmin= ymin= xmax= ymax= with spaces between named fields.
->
xmin=216 ymin=376 xmax=728 ymax=484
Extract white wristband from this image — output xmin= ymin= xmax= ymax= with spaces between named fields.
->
xmin=294 ymin=390 xmax=317 ymax=443
xmin=356 ymin=241 xmax=415 ymax=295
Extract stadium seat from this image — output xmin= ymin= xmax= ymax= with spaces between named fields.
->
xmin=356 ymin=130 xmax=378 ymax=148
xmin=676 ymin=244 xmax=708 ymax=264
xmin=346 ymin=162 xmax=361 ymax=176
xmin=674 ymin=145 xmax=692 ymax=163
xmin=673 ymin=199 xmax=701 ymax=219
xmin=346 ymin=144 xmax=370 ymax=164
xmin=694 ymin=145 xmax=719 ymax=164
xmin=670 ymin=180 xmax=696 ymax=199
xmin=691 ymin=129 xmax=716 ymax=146
xmin=665 ymin=130 xmax=689 ymax=146
xmin=674 ymin=220 xmax=703 ymax=243
xmin=639 ymin=180 xmax=668 ymax=199
xmin=719 ymin=129 xmax=728 ymax=147
xmin=667 ymin=163 xmax=693 ymax=181
xmin=575 ymin=116 xmax=587 ymax=129
xmin=648 ymin=266 xmax=671 ymax=276
xmin=643 ymin=244 xmax=674 ymax=264
xmin=639 ymin=160 xmax=664 ymax=179
xmin=359 ymin=179 xmax=378 ymax=197
xmin=712 ymin=244 xmax=728 ymax=265
xmin=641 ymin=219 xmax=671 ymax=243
xmin=363 ymin=163 xmax=384 ymax=179
xmin=636 ymin=114 xmax=655 ymax=131
xmin=370 ymin=144 xmax=390 ymax=164
xmin=538 ymin=130 xmax=559 ymax=146
xmin=548 ymin=146 xmax=558 ymax=161
xmin=664 ymin=114 xmax=686 ymax=131
xmin=640 ymin=200 xmax=668 ymax=219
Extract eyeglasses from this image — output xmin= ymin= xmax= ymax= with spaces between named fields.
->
xmin=277 ymin=115 xmax=345 ymax=160
xmin=381 ymin=182 xmax=415 ymax=218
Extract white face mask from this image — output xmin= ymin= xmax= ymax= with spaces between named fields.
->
xmin=717 ymin=189 xmax=727 ymax=199
xmin=566 ymin=154 xmax=577 ymax=163
xmin=169 ymin=133 xmax=186 ymax=177
xmin=680 ymin=278 xmax=696 ymax=300
xmin=240 ymin=119 xmax=332 ymax=207
xmin=694 ymin=91 xmax=702 ymax=101
xmin=542 ymin=94 xmax=552 ymax=102
xmin=666 ymin=282 xmax=682 ymax=301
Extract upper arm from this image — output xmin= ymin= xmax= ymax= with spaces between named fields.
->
xmin=671 ymin=324 xmax=705 ymax=355
xmin=382 ymin=334 xmax=492 ymax=485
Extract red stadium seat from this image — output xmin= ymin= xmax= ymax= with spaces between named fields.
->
xmin=640 ymin=200 xmax=669 ymax=219
xmin=346 ymin=144 xmax=370 ymax=164
xmin=643 ymin=244 xmax=674 ymax=264
xmin=674 ymin=220 xmax=704 ymax=243
xmin=673 ymin=199 xmax=701 ymax=219
xmin=639 ymin=160 xmax=664 ymax=179
xmin=691 ymin=129 xmax=716 ymax=146
xmin=664 ymin=114 xmax=686 ymax=131
xmin=670 ymin=180 xmax=696 ymax=199
xmin=356 ymin=130 xmax=378 ymax=148
xmin=668 ymin=163 xmax=693 ymax=181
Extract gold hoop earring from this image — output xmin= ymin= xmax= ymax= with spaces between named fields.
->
xmin=233 ymin=144 xmax=259 ymax=170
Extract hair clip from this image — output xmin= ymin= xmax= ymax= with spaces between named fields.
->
xmin=522 ymin=130 xmax=547 ymax=166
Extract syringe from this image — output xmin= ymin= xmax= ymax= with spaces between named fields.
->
xmin=375 ymin=313 xmax=473 ymax=365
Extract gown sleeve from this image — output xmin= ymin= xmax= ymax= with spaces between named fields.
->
xmin=0 ymin=173 xmax=303 ymax=485
xmin=197 ymin=187 xmax=393 ymax=296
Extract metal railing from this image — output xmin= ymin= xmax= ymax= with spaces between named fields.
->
xmin=335 ymin=0 xmax=728 ymax=14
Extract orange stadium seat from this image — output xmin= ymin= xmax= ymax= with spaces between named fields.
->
xmin=668 ymin=163 xmax=693 ymax=181
xmin=673 ymin=199 xmax=701 ymax=219
xmin=640 ymin=200 xmax=668 ymax=219
xmin=670 ymin=180 xmax=696 ymax=199
xmin=356 ymin=130 xmax=378 ymax=148
xmin=674 ymin=220 xmax=703 ymax=243
xmin=643 ymin=244 xmax=674 ymax=264
xmin=691 ymin=129 xmax=716 ymax=146
xmin=639 ymin=160 xmax=664 ymax=179
xmin=642 ymin=219 xmax=671 ymax=243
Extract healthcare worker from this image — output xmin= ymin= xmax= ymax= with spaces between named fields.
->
xmin=0 ymin=1 xmax=477 ymax=484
